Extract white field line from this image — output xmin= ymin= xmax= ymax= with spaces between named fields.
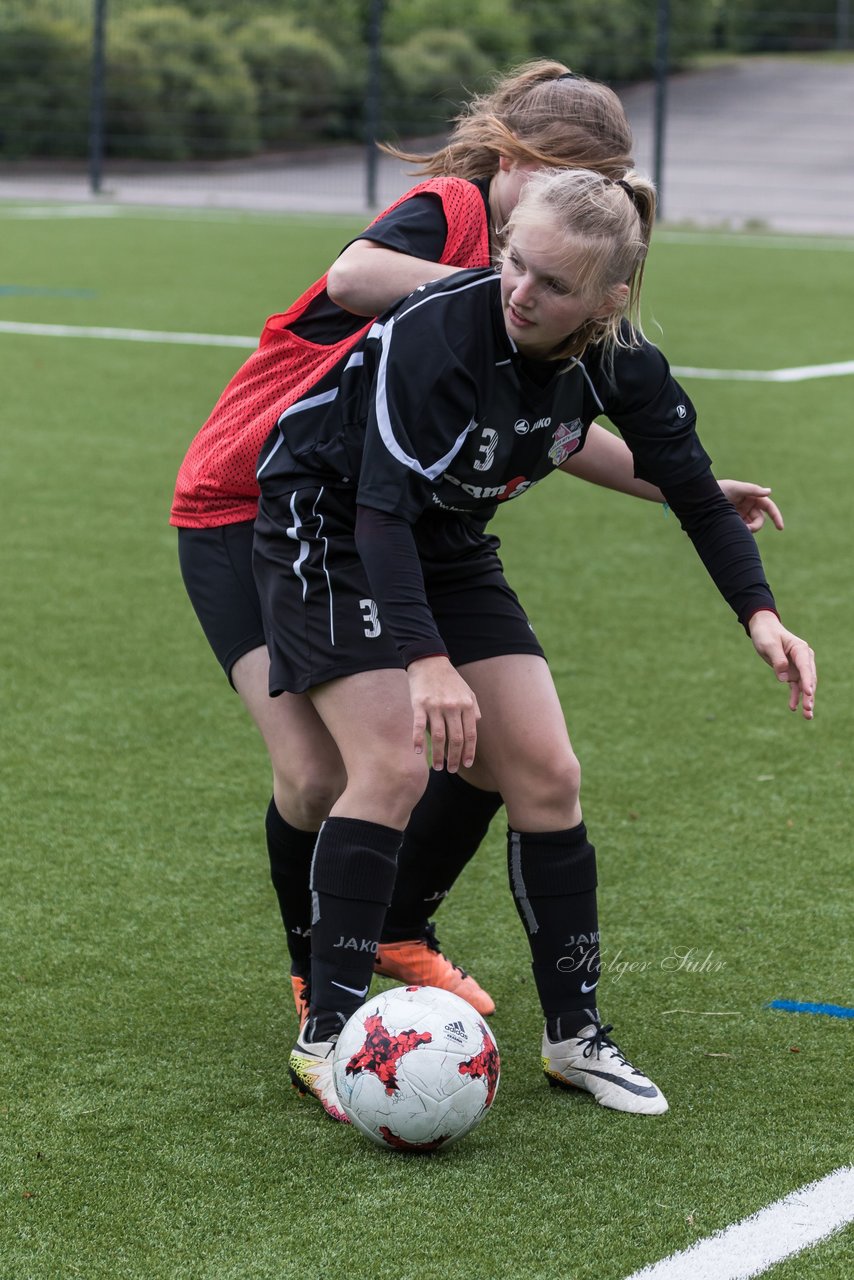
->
xmin=0 ymin=204 xmax=352 ymax=227
xmin=0 ymin=204 xmax=124 ymax=219
xmin=670 ymin=360 xmax=854 ymax=382
xmin=656 ymin=230 xmax=854 ymax=252
xmin=622 ymin=1166 xmax=854 ymax=1280
xmin=0 ymin=320 xmax=257 ymax=349
xmin=0 ymin=320 xmax=853 ymax=383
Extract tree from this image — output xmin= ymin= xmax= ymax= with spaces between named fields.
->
xmin=107 ymin=7 xmax=259 ymax=158
xmin=235 ymin=17 xmax=350 ymax=147
xmin=0 ymin=12 xmax=90 ymax=157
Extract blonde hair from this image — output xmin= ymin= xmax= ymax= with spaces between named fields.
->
xmin=382 ymin=60 xmax=634 ymax=182
xmin=505 ymin=167 xmax=656 ymax=361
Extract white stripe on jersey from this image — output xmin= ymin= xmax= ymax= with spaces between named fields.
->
xmin=570 ymin=357 xmax=605 ymax=414
xmin=374 ymin=310 xmax=479 ymax=481
xmin=277 ymin=385 xmax=340 ymax=426
xmin=394 ymin=269 xmax=496 ymax=321
xmin=258 ymin=386 xmax=342 ymax=479
xmin=257 ymin=428 xmax=286 ymax=479
xmin=259 ymin=352 xmax=369 ymax=480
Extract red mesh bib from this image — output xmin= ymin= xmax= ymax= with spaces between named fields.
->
xmin=170 ymin=177 xmax=491 ymax=527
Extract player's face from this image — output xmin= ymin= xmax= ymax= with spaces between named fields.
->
xmin=489 ymin=156 xmax=540 ymax=228
xmin=500 ymin=220 xmax=617 ymax=359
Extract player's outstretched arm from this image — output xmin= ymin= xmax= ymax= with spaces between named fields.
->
xmin=747 ymin=610 xmax=816 ymax=719
xmin=562 ymin=428 xmax=784 ymax=533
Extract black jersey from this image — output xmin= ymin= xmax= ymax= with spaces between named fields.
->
xmin=256 ymin=268 xmax=776 ymax=660
xmin=258 ymin=267 xmax=709 ymax=521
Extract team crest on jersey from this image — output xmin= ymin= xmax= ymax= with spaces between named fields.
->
xmin=548 ymin=419 xmax=584 ymax=466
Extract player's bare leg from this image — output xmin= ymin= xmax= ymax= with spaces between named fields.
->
xmin=232 ymin=645 xmax=345 ymax=828
xmin=288 ymin=669 xmax=428 ymax=1119
xmin=459 ymin=654 xmax=667 ymax=1114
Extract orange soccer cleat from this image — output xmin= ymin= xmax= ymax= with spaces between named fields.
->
xmin=375 ymin=924 xmax=495 ymax=1017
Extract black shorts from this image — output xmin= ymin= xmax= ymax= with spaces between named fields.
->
xmin=177 ymin=522 xmax=265 ymax=684
xmin=253 ymin=486 xmax=544 ymax=696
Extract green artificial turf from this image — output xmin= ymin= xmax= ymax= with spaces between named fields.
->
xmin=1 ymin=205 xmax=851 ymax=1279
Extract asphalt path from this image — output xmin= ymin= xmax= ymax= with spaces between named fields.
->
xmin=0 ymin=58 xmax=852 ymax=235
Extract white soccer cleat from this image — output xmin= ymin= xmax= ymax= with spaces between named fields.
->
xmin=289 ymin=1032 xmax=351 ymax=1124
xmin=542 ymin=1021 xmax=668 ymax=1115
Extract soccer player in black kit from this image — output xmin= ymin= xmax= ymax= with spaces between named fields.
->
xmin=175 ymin=60 xmax=785 ymax=1028
xmin=253 ymin=167 xmax=816 ymax=1123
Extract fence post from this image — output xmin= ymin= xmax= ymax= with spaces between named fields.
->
xmin=653 ymin=0 xmax=670 ymax=221
xmin=365 ymin=0 xmax=384 ymax=209
xmin=89 ymin=0 xmax=107 ymax=194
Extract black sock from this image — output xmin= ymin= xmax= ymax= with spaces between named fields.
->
xmin=265 ymin=798 xmax=315 ymax=977
xmin=507 ymin=823 xmax=601 ymax=1024
xmin=381 ymin=772 xmax=502 ymax=942
xmin=545 ymin=1010 xmax=601 ymax=1041
xmin=308 ymin=816 xmax=401 ymax=1038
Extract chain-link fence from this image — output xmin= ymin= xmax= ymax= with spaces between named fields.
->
xmin=0 ymin=1 xmax=852 ymax=229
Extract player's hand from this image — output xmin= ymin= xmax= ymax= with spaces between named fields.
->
xmin=407 ymin=655 xmax=480 ymax=772
xmin=747 ymin=611 xmax=816 ymax=719
xmin=718 ymin=480 xmax=784 ymax=533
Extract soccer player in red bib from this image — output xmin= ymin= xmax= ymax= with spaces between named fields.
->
xmin=253 ymin=167 xmax=815 ymax=1121
xmin=172 ymin=63 xmax=786 ymax=1031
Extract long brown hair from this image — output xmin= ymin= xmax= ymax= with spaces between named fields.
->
xmin=382 ymin=60 xmax=634 ymax=183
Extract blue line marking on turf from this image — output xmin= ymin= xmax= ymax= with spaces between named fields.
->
xmin=766 ymin=999 xmax=854 ymax=1019
xmin=0 ymin=285 xmax=97 ymax=298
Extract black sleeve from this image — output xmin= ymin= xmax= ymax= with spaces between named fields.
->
xmin=354 ymin=504 xmax=449 ymax=666
xmin=603 ymin=340 xmax=711 ymax=487
xmin=660 ymin=472 xmax=778 ymax=630
xmin=354 ymin=194 xmax=449 ymax=261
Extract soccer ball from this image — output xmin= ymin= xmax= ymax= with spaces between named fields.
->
xmin=332 ymin=985 xmax=500 ymax=1152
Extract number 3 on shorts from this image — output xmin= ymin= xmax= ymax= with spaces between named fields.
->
xmin=359 ymin=598 xmax=382 ymax=639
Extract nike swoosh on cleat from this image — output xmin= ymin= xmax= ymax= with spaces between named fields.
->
xmin=331 ymin=980 xmax=369 ymax=997
xmin=571 ymin=1067 xmax=660 ymax=1097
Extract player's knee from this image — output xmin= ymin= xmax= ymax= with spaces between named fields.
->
xmin=344 ymin=753 xmax=429 ymax=828
xmin=379 ymin=755 xmax=430 ymax=819
xmin=273 ymin=762 xmax=345 ymax=830
xmin=508 ymin=749 xmax=581 ymax=814
xmin=559 ymin=751 xmax=582 ymax=806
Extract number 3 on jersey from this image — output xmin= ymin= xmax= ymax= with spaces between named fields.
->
xmin=473 ymin=427 xmax=498 ymax=472
xmin=359 ymin=598 xmax=382 ymax=639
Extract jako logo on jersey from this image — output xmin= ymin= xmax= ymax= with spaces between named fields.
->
xmin=548 ymin=419 xmax=584 ymax=466
xmin=514 ymin=416 xmax=552 ymax=436
xmin=676 ymin=404 xmax=687 ymax=418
